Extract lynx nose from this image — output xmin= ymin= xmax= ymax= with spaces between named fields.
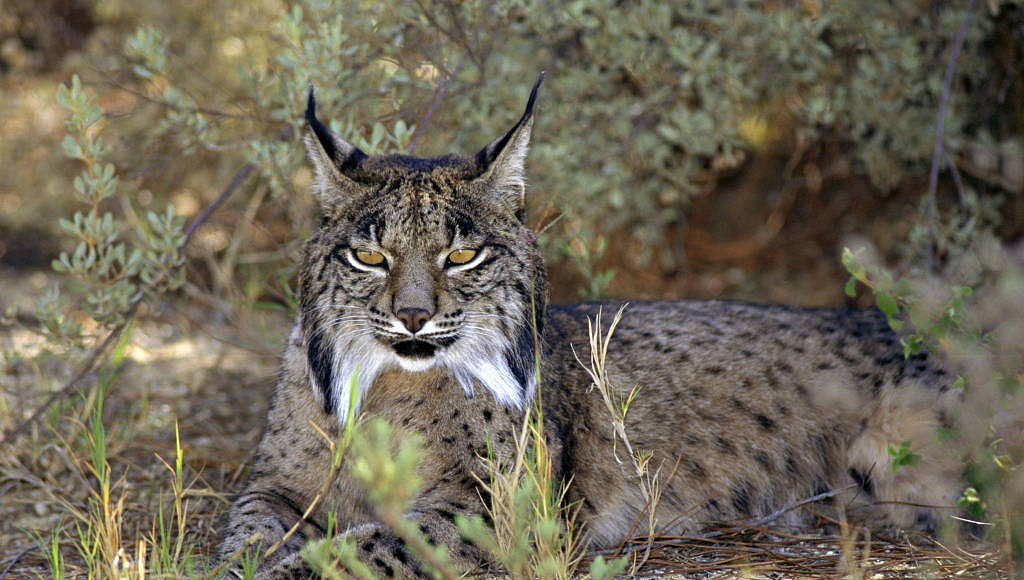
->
xmin=396 ymin=308 xmax=431 ymax=334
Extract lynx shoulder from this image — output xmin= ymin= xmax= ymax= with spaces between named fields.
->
xmin=216 ymin=79 xmax=964 ymax=578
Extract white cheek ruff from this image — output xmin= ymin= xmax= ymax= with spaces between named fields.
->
xmin=325 ymin=338 xmax=388 ymax=426
xmin=312 ymin=334 xmax=532 ymax=430
xmin=438 ymin=335 xmax=531 ymax=410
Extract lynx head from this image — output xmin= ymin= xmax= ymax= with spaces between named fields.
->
xmin=299 ymin=76 xmax=547 ymax=423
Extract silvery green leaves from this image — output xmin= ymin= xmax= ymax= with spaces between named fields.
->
xmin=138 ymin=205 xmax=188 ymax=295
xmin=50 ymin=74 xmax=187 ymax=329
xmin=124 ymin=26 xmax=168 ymax=79
xmin=248 ymin=3 xmax=415 ymax=200
xmin=842 ymin=246 xmax=979 ymax=358
xmin=123 ymin=27 xmax=216 ymax=154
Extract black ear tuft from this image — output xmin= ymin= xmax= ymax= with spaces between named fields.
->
xmin=471 ymin=73 xmax=544 ymax=216
xmin=303 ymin=86 xmax=368 ymax=203
xmin=524 ymin=70 xmax=545 ymax=118
xmin=306 ymin=87 xmax=338 ymax=165
xmin=477 ymin=72 xmax=544 ymax=168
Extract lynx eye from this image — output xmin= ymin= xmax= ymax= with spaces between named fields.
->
xmin=354 ymin=250 xmax=386 ymax=266
xmin=446 ymin=249 xmax=478 ymax=266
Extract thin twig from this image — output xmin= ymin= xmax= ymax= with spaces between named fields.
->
xmin=749 ymin=485 xmax=856 ymax=527
xmin=946 ymin=150 xmax=968 ymax=208
xmin=925 ymin=0 xmax=976 ymax=263
xmin=0 ymin=546 xmax=34 ymax=579
xmin=0 ymin=163 xmax=255 ymax=445
xmin=185 ymin=164 xmax=256 ymax=244
xmin=406 ymin=60 xmax=465 ymax=154
xmin=0 ymin=304 xmax=137 ymax=445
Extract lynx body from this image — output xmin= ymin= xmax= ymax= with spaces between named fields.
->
xmin=217 ymin=81 xmax=962 ymax=578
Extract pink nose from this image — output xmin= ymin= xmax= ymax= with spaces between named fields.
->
xmin=396 ymin=308 xmax=430 ymax=334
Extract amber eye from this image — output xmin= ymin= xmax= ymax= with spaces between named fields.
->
xmin=354 ymin=250 xmax=386 ymax=266
xmin=446 ymin=249 xmax=478 ymax=266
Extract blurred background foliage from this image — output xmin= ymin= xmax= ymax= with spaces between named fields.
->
xmin=2 ymin=0 xmax=1022 ymax=308
xmin=1 ymin=0 xmax=1023 ymax=573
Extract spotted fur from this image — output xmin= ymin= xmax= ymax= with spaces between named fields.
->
xmin=216 ymin=79 xmax=965 ymax=578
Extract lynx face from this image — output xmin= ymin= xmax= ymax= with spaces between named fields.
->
xmin=299 ymin=79 xmax=547 ymax=425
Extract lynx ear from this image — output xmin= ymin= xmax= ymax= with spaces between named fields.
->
xmin=303 ymin=88 xmax=367 ymax=206
xmin=473 ymin=73 xmax=544 ymax=217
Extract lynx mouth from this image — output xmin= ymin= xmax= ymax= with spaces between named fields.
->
xmin=392 ymin=340 xmax=438 ymax=359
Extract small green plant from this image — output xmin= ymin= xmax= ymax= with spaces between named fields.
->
xmin=886 ymin=440 xmax=922 ymax=472
xmin=563 ymin=235 xmax=616 ymax=300
xmin=456 ymin=406 xmax=586 ymax=580
xmin=344 ymin=417 xmax=456 ymax=579
xmin=33 ymin=526 xmax=67 ymax=580
xmin=588 ymin=554 xmax=630 ymax=580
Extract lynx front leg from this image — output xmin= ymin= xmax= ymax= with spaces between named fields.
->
xmin=217 ymin=487 xmax=325 ymax=577
xmin=266 ymin=509 xmax=488 ymax=579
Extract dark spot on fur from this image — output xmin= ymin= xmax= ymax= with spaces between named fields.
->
xmin=731 ymin=484 xmax=751 ymax=514
xmin=753 ymin=450 xmax=773 ymax=471
xmin=871 ymin=377 xmax=884 ymax=397
xmin=373 ymin=558 xmax=395 ymax=577
xmin=754 ymin=414 xmax=777 ymax=431
xmin=793 ymin=382 xmax=809 ymax=397
xmin=715 ymin=436 xmax=737 ymax=455
xmin=938 ymin=410 xmax=953 ymax=430
xmin=784 ymin=453 xmax=799 ymax=475
xmin=849 ymin=468 xmax=874 ymax=496
xmin=688 ymin=459 xmax=707 ymax=479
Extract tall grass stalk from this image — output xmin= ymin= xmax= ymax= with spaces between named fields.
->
xmin=574 ymin=304 xmax=666 ymax=570
xmin=458 ymin=405 xmax=585 ymax=579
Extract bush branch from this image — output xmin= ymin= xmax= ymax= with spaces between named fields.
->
xmin=0 ymin=163 xmax=255 ymax=445
xmin=925 ymin=0 xmax=976 ymax=250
